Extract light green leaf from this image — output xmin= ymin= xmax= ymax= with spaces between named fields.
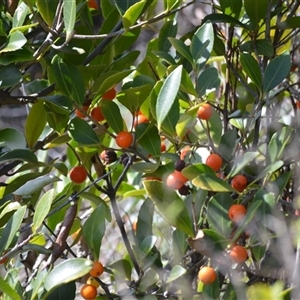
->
xmin=122 ymin=0 xmax=146 ymax=29
xmin=63 ymin=0 xmax=76 ymax=40
xmin=166 ymin=265 xmax=186 ymax=283
xmin=0 ymin=128 xmax=26 ymax=150
xmin=156 ymin=65 xmax=182 ymax=130
xmin=0 ymin=31 xmax=27 ymax=53
xmin=0 ymin=277 xmax=21 ymax=300
xmin=192 ymin=173 xmax=234 ymax=192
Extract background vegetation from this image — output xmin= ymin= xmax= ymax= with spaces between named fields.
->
xmin=1 ymin=0 xmax=300 ymax=299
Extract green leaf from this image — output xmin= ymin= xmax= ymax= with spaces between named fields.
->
xmin=41 ymin=95 xmax=73 ymax=111
xmin=143 ymin=180 xmax=194 ymax=237
xmin=0 ymin=31 xmax=26 ymax=53
xmin=13 ymin=2 xmax=30 ymax=27
xmin=0 ymin=128 xmax=26 ymax=150
xmin=112 ymin=0 xmax=140 ymax=15
xmin=110 ymin=259 xmax=132 ymax=281
xmin=122 ymin=0 xmax=146 ymax=29
xmin=228 ymin=152 xmax=259 ymax=177
xmin=192 ymin=173 xmax=234 ymax=192
xmin=140 ymin=235 xmax=157 ymax=255
xmin=218 ymin=129 xmax=238 ymax=162
xmin=36 ymin=0 xmax=58 ymax=26
xmin=25 ymin=100 xmax=47 ymax=149
xmin=13 ymin=175 xmax=61 ymax=197
xmin=219 ymin=0 xmax=242 ymax=17
xmin=207 ymin=193 xmax=233 ymax=238
xmin=276 ymin=16 xmax=300 ymax=29
xmin=182 ymin=163 xmax=216 ymax=180
xmin=244 ymin=0 xmax=268 ymax=29
xmin=0 ymin=65 xmax=22 ymax=88
xmin=0 ymin=149 xmax=38 ymax=164
xmin=0 ymin=277 xmax=21 ymax=300
xmin=136 ymin=199 xmax=154 ymax=246
xmin=101 ymin=100 xmax=124 ymax=133
xmin=69 ymin=117 xmax=99 ymax=145
xmin=240 ymin=53 xmax=262 ymax=90
xmin=82 ymin=202 xmax=110 ymax=260
xmin=191 ymin=22 xmax=214 ymax=69
xmin=197 ymin=67 xmax=220 ymax=96
xmin=136 ymin=123 xmax=161 ymax=156
xmin=0 ymin=206 xmax=27 ymax=255
xmin=131 ymin=161 xmax=160 ymax=173
xmin=32 ymin=190 xmax=54 ymax=233
xmin=202 ymin=13 xmax=249 ymax=29
xmin=169 ymin=37 xmax=193 ymax=65
xmin=0 ymin=48 xmax=33 ymax=66
xmin=44 ymin=258 xmax=93 ymax=294
xmin=156 ymin=65 xmax=182 ymax=131
xmin=63 ymin=0 xmax=76 ymax=40
xmin=139 ymin=269 xmax=159 ymax=292
xmin=239 ymin=39 xmax=274 ymax=57
xmin=166 ymin=265 xmax=186 ymax=283
xmin=263 ymin=51 xmax=291 ymax=93
xmin=46 ymin=281 xmax=76 ymax=300
xmin=158 ymin=19 xmax=178 ymax=52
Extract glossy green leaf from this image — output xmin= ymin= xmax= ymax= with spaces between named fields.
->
xmin=101 ymin=100 xmax=124 ymax=133
xmin=25 ymin=100 xmax=47 ymax=149
xmin=36 ymin=0 xmax=58 ymax=26
xmin=263 ymin=51 xmax=291 ymax=93
xmin=152 ymin=50 xmax=176 ymax=65
xmin=220 ymin=0 xmax=242 ymax=17
xmin=202 ymin=13 xmax=249 ymax=29
xmin=46 ymin=281 xmax=76 ymax=300
xmin=240 ymin=53 xmax=262 ymax=89
xmin=192 ymin=173 xmax=234 ymax=192
xmin=0 ymin=149 xmax=38 ymax=164
xmin=117 ymin=85 xmax=152 ymax=113
xmin=169 ymin=37 xmax=193 ymax=65
xmin=143 ymin=180 xmax=194 ymax=237
xmin=212 ymin=34 xmax=225 ymax=56
xmin=0 ymin=65 xmax=22 ymax=88
xmin=191 ymin=22 xmax=214 ymax=69
xmin=244 ymin=0 xmax=268 ymax=29
xmin=156 ymin=65 xmax=182 ymax=131
xmin=0 ymin=206 xmax=26 ymax=255
xmin=44 ymin=135 xmax=71 ymax=149
xmin=136 ymin=123 xmax=161 ymax=156
xmin=44 ymin=103 xmax=69 ymax=134
xmin=0 ymin=48 xmax=33 ymax=66
xmin=13 ymin=174 xmax=61 ymax=197
xmin=197 ymin=67 xmax=220 ymax=96
xmin=63 ymin=0 xmax=76 ymax=40
xmin=218 ymin=129 xmax=239 ymax=161
xmin=122 ymin=0 xmax=146 ymax=29
xmin=207 ymin=193 xmax=233 ymax=238
xmin=180 ymin=67 xmax=197 ymax=96
xmin=166 ymin=265 xmax=186 ymax=283
xmin=0 ymin=31 xmax=26 ymax=53
xmin=239 ymin=39 xmax=274 ymax=57
xmin=82 ymin=202 xmax=110 ymax=260
xmin=182 ymin=163 xmax=216 ymax=180
xmin=136 ymin=198 xmax=154 ymax=246
xmin=0 ymin=277 xmax=21 ymax=300
xmin=131 ymin=161 xmax=160 ymax=173
xmin=44 ymin=258 xmax=93 ymax=293
xmin=0 ymin=128 xmax=26 ymax=150
xmin=32 ymin=190 xmax=54 ymax=233
xmin=111 ymin=50 xmax=140 ymax=70
xmin=228 ymin=152 xmax=259 ymax=177
xmin=69 ymin=117 xmax=99 ymax=145
xmin=276 ymin=16 xmax=300 ymax=29
xmin=158 ymin=19 xmax=178 ymax=52
xmin=13 ymin=2 xmax=29 ymax=27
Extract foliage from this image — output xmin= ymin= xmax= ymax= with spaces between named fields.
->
xmin=1 ymin=0 xmax=300 ymax=299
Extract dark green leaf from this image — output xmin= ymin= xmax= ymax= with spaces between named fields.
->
xmin=46 ymin=281 xmax=76 ymax=300
xmin=25 ymin=100 xmax=47 ymax=149
xmin=0 ymin=65 xmax=22 ymax=88
xmin=82 ymin=202 xmax=110 ymax=260
xmin=0 ymin=128 xmax=26 ymax=150
xmin=240 ymin=53 xmax=262 ymax=89
xmin=69 ymin=117 xmax=99 ymax=145
xmin=44 ymin=258 xmax=93 ymax=293
xmin=169 ymin=37 xmax=193 ymax=64
xmin=276 ymin=16 xmax=300 ymax=29
xmin=0 ymin=149 xmax=38 ymax=164
xmin=0 ymin=48 xmax=33 ymax=65
xmin=220 ymin=0 xmax=242 ymax=17
xmin=244 ymin=0 xmax=268 ymax=29
xmin=191 ymin=22 xmax=214 ymax=70
xmin=36 ymin=0 xmax=58 ymax=26
xmin=136 ymin=123 xmax=161 ymax=156
xmin=156 ymin=65 xmax=182 ymax=131
xmin=101 ymin=100 xmax=124 ymax=133
xmin=197 ymin=67 xmax=220 ymax=96
xmin=143 ymin=180 xmax=194 ymax=237
xmin=158 ymin=19 xmax=178 ymax=52
xmin=202 ymin=13 xmax=249 ymax=29
xmin=41 ymin=95 xmax=73 ymax=111
xmin=239 ymin=39 xmax=274 ymax=57
xmin=218 ymin=129 xmax=239 ymax=161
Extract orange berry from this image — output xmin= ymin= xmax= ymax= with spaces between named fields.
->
xmin=296 ymin=101 xmax=300 ymax=109
xmin=231 ymin=175 xmax=247 ymax=192
xmin=75 ymin=105 xmax=89 ymax=118
xmin=90 ymin=107 xmax=105 ymax=122
xmin=116 ymin=131 xmax=133 ymax=148
xmin=134 ymin=114 xmax=149 ymax=127
xmin=228 ymin=204 xmax=247 ymax=223
xmin=229 ymin=245 xmax=248 ymax=263
xmin=102 ymin=88 xmax=116 ymax=100
xmin=197 ymin=103 xmax=213 ymax=120
xmin=180 ymin=146 xmax=190 ymax=160
xmin=80 ymin=284 xmax=97 ymax=300
xmin=87 ymin=0 xmax=98 ymax=10
xmin=89 ymin=261 xmax=104 ymax=277
xmin=205 ymin=153 xmax=223 ymax=171
xmin=0 ymin=252 xmax=8 ymax=264
xmin=69 ymin=166 xmax=87 ymax=184
xmin=198 ymin=267 xmax=217 ymax=285
xmin=166 ymin=170 xmax=188 ymax=190
xmin=160 ymin=142 xmax=166 ymax=152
